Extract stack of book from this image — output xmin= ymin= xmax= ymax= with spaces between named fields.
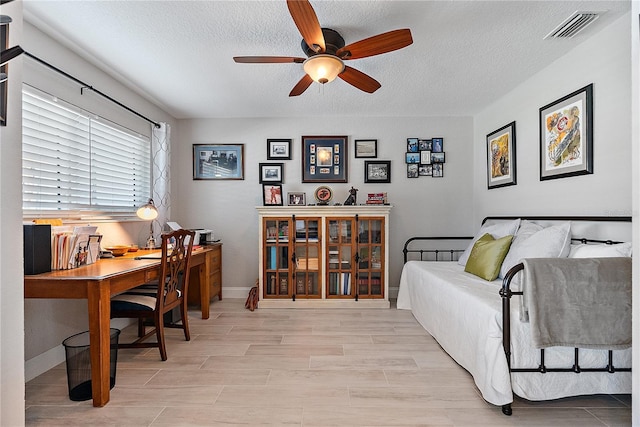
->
xmin=366 ymin=193 xmax=388 ymax=204
xmin=296 ymin=257 xmax=318 ymax=270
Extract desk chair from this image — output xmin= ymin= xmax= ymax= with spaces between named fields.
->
xmin=111 ymin=229 xmax=195 ymax=360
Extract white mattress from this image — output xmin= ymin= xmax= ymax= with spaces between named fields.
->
xmin=397 ymin=261 xmax=631 ymax=406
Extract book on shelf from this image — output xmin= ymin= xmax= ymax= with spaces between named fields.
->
xmin=366 ymin=192 xmax=388 ymax=204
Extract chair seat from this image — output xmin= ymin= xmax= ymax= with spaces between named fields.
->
xmin=111 ymin=282 xmax=181 ymax=311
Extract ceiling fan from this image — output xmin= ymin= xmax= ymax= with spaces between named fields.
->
xmin=233 ymin=0 xmax=413 ymax=97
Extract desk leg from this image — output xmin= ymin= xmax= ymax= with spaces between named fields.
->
xmin=87 ymin=281 xmax=112 ymax=407
xmin=200 ymin=261 xmax=210 ymax=319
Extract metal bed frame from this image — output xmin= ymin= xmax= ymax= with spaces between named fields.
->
xmin=402 ymin=216 xmax=632 ymax=416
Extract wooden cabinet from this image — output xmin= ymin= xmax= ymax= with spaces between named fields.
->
xmin=257 ymin=206 xmax=391 ymax=308
xmin=187 ymin=243 xmax=222 ymax=310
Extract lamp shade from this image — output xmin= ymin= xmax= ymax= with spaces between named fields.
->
xmin=136 ymin=199 xmax=158 ymax=220
xmin=303 ymin=54 xmax=345 ymax=84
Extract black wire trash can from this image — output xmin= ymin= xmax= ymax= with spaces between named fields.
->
xmin=62 ymin=328 xmax=120 ymax=401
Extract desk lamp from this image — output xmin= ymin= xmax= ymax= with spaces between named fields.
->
xmin=136 ymin=198 xmax=158 ymax=249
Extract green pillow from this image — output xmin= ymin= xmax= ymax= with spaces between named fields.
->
xmin=464 ymin=233 xmax=513 ymax=281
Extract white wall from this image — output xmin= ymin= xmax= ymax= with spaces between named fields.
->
xmin=173 ymin=116 xmax=475 ymax=299
xmin=472 ymin=14 xmax=632 ymax=222
xmin=21 ymin=22 xmax=178 ymax=378
xmin=1 ymin=1 xmax=25 ymax=425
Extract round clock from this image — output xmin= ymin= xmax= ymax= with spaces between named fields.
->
xmin=314 ymin=186 xmax=333 ymax=205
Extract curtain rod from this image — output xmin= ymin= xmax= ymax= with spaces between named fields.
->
xmin=23 ymin=51 xmax=161 ymax=129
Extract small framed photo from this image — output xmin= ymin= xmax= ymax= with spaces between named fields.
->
xmin=407 ymin=138 xmax=419 ymax=152
xmin=418 ymin=139 xmax=432 ymax=151
xmin=487 ymin=121 xmax=517 ymax=189
xmin=267 ymin=139 xmax=292 ymax=160
xmin=431 ymin=138 xmax=444 ymax=153
xmin=432 ymin=163 xmax=444 ymax=177
xmin=418 ymin=165 xmax=432 ymax=176
xmin=259 ymin=163 xmax=283 ymax=183
xmin=193 ymin=144 xmax=244 ymax=180
xmin=364 ymin=160 xmax=391 ymax=183
xmin=420 ymin=150 xmax=431 ymax=165
xmin=263 ymin=184 xmax=283 ymax=206
xmin=288 ymin=192 xmax=306 ymax=206
xmin=405 ymin=152 xmax=420 ymax=164
xmin=539 ymin=84 xmax=593 ymax=180
xmin=355 ymin=139 xmax=378 ymax=158
xmin=407 ymin=163 xmax=419 ymax=178
xmin=431 ymin=152 xmax=445 ymax=163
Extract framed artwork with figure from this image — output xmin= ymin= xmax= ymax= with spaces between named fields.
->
xmin=487 ymin=121 xmax=516 ymax=189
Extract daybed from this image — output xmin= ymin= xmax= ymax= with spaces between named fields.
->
xmin=397 ymin=216 xmax=632 ymax=415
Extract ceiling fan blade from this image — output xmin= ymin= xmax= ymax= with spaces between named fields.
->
xmin=287 ymin=0 xmax=325 ymax=53
xmin=338 ymin=66 xmax=381 ymax=94
xmin=289 ymin=74 xmax=314 ymax=97
xmin=234 ymin=56 xmax=305 ymax=64
xmin=336 ymin=29 xmax=413 ymax=60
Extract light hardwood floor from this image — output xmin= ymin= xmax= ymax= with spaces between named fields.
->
xmin=26 ymin=298 xmax=631 ymax=426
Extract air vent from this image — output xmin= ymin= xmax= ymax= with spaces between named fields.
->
xmin=545 ymin=11 xmax=602 ymax=39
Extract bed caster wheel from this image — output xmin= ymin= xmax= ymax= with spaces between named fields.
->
xmin=501 ymin=404 xmax=512 ymax=416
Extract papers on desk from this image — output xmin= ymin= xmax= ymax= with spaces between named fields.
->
xmin=135 ymin=252 xmax=162 ymax=260
xmin=51 ymin=226 xmax=100 ymax=270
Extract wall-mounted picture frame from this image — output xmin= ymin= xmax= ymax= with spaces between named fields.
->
xmin=355 ymin=139 xmax=377 ymax=158
xmin=419 ymin=165 xmax=432 ymax=176
xmin=432 ymin=163 xmax=444 ymax=178
xmin=302 ymin=135 xmax=348 ymax=183
xmin=486 ymin=121 xmax=517 ymax=189
xmin=287 ymin=192 xmax=306 ymax=206
xmin=364 ymin=160 xmax=391 ymax=183
xmin=267 ymin=139 xmax=292 ymax=160
xmin=193 ymin=144 xmax=244 ymax=180
xmin=420 ymin=150 xmax=431 ymax=165
xmin=405 ymin=152 xmax=420 ymax=164
xmin=407 ymin=163 xmax=419 ymax=178
xmin=418 ymin=139 xmax=432 ymax=151
xmin=263 ymin=184 xmax=283 ymax=206
xmin=407 ymin=138 xmax=419 ymax=152
xmin=431 ymin=138 xmax=444 ymax=153
xmin=431 ymin=152 xmax=445 ymax=163
xmin=259 ymin=163 xmax=283 ymax=183
xmin=539 ymin=84 xmax=593 ymax=181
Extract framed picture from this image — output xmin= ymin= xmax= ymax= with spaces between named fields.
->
xmin=407 ymin=138 xmax=419 ymax=152
xmin=263 ymin=184 xmax=283 ymax=206
xmin=364 ymin=160 xmax=391 ymax=183
xmin=193 ymin=144 xmax=244 ymax=180
xmin=420 ymin=150 xmax=431 ymax=165
xmin=418 ymin=139 xmax=432 ymax=151
xmin=405 ymin=152 xmax=420 ymax=164
xmin=355 ymin=139 xmax=377 ymax=158
xmin=287 ymin=192 xmax=306 ymax=206
xmin=486 ymin=121 xmax=517 ymax=189
xmin=539 ymin=84 xmax=593 ymax=180
xmin=431 ymin=138 xmax=444 ymax=153
xmin=267 ymin=139 xmax=292 ymax=160
xmin=302 ymin=136 xmax=348 ymax=183
xmin=431 ymin=152 xmax=445 ymax=163
xmin=432 ymin=163 xmax=444 ymax=178
xmin=259 ymin=163 xmax=283 ymax=183
xmin=407 ymin=163 xmax=419 ymax=178
xmin=419 ymin=165 xmax=432 ymax=176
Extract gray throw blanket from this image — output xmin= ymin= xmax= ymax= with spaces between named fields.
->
xmin=522 ymin=257 xmax=631 ymax=350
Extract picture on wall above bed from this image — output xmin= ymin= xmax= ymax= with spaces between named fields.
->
xmin=486 ymin=121 xmax=517 ymax=189
xmin=539 ymin=83 xmax=593 ymax=181
xmin=406 ymin=137 xmax=445 ymax=178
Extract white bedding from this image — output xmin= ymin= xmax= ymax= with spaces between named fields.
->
xmin=397 ymin=261 xmax=631 ymax=406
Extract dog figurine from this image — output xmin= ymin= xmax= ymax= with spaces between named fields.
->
xmin=344 ymin=186 xmax=358 ymax=205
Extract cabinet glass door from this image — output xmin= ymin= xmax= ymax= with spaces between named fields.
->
xmin=327 ymin=218 xmax=353 ymax=298
xmin=356 ymin=218 xmax=384 ymax=298
xmin=264 ymin=218 xmax=290 ymax=297
xmin=294 ymin=218 xmax=321 ymax=298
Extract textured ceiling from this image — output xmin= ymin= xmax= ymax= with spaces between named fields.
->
xmin=23 ymin=1 xmax=630 ymax=119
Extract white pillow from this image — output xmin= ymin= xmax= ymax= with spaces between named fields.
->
xmin=569 ymin=242 xmax=632 ymax=258
xmin=458 ymin=218 xmax=521 ymax=266
xmin=499 ymin=222 xmax=572 ymax=278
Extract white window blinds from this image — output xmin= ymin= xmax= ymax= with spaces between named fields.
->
xmin=22 ymin=86 xmax=151 ymax=218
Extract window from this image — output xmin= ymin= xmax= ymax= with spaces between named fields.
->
xmin=22 ymin=86 xmax=151 ymax=219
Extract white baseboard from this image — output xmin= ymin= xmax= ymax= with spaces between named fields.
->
xmin=222 ymin=287 xmax=252 ymax=299
xmin=25 ymin=318 xmax=132 ymax=382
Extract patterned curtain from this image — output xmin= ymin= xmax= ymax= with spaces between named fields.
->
xmin=151 ymin=123 xmax=171 ymax=241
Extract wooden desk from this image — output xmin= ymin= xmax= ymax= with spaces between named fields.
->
xmin=24 ymin=246 xmax=218 ymax=407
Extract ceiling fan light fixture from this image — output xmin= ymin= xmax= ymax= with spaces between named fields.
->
xmin=303 ymin=54 xmax=344 ymax=84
